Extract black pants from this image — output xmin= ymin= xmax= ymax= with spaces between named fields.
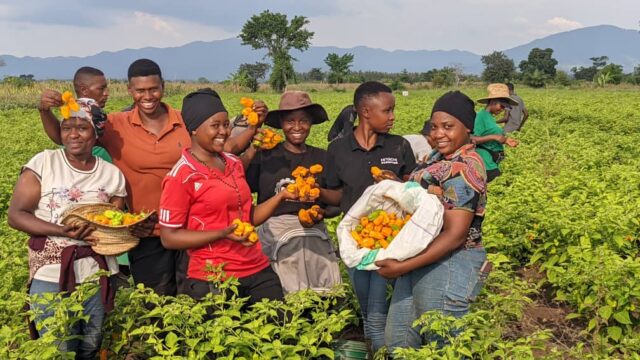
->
xmin=128 ymin=236 xmax=189 ymax=296
xmin=183 ymin=266 xmax=284 ymax=305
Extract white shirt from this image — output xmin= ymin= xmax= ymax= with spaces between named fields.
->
xmin=24 ymin=149 xmax=127 ymax=282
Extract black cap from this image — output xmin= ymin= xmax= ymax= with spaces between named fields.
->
xmin=181 ymin=88 xmax=227 ymax=132
xmin=431 ymin=91 xmax=476 ymax=131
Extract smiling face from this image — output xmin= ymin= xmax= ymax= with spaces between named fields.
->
xmin=192 ymin=112 xmax=230 ymax=154
xmin=128 ymin=75 xmax=164 ymax=116
xmin=280 ymin=109 xmax=312 ymax=146
xmin=430 ymin=111 xmax=471 ymax=156
xmin=360 ymin=92 xmax=395 ymax=133
xmin=60 ymin=117 xmax=96 ymax=156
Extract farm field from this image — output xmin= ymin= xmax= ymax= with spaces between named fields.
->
xmin=1 ymin=85 xmax=640 ymax=359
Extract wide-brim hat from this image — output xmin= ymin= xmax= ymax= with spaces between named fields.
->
xmin=264 ymin=91 xmax=328 ymax=129
xmin=476 ymin=83 xmax=519 ymax=107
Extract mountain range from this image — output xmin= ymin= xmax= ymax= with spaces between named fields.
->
xmin=1 ymin=25 xmax=638 ymax=81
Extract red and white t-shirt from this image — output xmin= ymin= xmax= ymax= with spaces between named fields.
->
xmin=159 ymin=148 xmax=269 ymax=280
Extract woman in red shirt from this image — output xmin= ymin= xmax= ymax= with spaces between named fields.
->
xmin=158 ymin=88 xmax=295 ymax=302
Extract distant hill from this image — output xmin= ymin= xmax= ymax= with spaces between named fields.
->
xmin=504 ymin=25 xmax=640 ymax=72
xmin=0 ymin=25 xmax=638 ymax=80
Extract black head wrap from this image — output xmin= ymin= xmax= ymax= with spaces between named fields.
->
xmin=182 ymin=88 xmax=227 ymax=132
xmin=431 ymin=91 xmax=476 ymax=131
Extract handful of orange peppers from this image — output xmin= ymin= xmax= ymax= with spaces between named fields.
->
xmin=231 ymin=219 xmax=259 ymax=243
xmin=286 ymin=164 xmax=322 ymax=202
xmin=240 ymin=97 xmax=259 ymax=126
xmin=252 ymin=128 xmax=283 ymax=150
xmin=350 ymin=210 xmax=411 ymax=249
xmin=298 ymin=205 xmax=322 ymax=227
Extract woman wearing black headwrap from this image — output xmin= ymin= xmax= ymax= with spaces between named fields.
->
xmin=374 ymin=91 xmax=489 ymax=351
xmin=158 ymin=88 xmax=296 ymax=303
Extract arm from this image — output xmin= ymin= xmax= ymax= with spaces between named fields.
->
xmin=375 ymin=209 xmax=474 ymax=278
xmin=251 ymin=190 xmax=297 ymax=226
xmin=160 ymin=224 xmax=242 ymax=250
xmin=223 ymin=100 xmax=268 ymax=155
xmin=521 ymin=107 xmax=529 ymax=126
xmin=239 ymin=144 xmax=259 ymax=169
xmin=496 ymin=109 xmax=509 ymax=124
xmin=38 ymin=90 xmax=63 ymax=145
xmin=319 ymin=187 xmax=342 ymax=207
xmin=472 ymin=134 xmax=506 ymax=145
xmin=8 ymin=170 xmax=95 ymax=240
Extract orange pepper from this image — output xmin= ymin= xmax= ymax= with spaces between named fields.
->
xmin=309 ymin=164 xmax=323 ymax=174
xmin=370 ymin=166 xmax=382 ymax=177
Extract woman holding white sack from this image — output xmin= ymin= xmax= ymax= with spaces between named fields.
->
xmin=376 ymin=91 xmax=489 ymax=351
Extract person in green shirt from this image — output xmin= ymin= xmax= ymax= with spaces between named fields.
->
xmin=473 ymin=84 xmax=520 ymax=182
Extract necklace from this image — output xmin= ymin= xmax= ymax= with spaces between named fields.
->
xmin=190 ymin=150 xmax=244 ymax=218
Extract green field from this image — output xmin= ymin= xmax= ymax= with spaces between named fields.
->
xmin=1 ymin=86 xmax=640 ymax=359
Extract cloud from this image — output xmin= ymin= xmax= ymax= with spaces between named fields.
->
xmin=528 ymin=16 xmax=584 ymax=38
xmin=0 ymin=12 xmax=236 ymax=57
xmin=546 ymin=16 xmax=583 ymax=31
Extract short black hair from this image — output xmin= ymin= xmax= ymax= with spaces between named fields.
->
xmin=353 ymin=81 xmax=392 ymax=109
xmin=506 ymin=82 xmax=514 ymax=91
xmin=127 ymin=58 xmax=163 ymax=81
xmin=73 ymin=67 xmax=104 ymax=92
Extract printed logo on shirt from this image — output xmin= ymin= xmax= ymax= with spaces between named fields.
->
xmin=194 ymin=182 xmax=203 ymax=191
xmin=380 ymin=157 xmax=398 ymax=165
xmin=160 ymin=209 xmax=171 ymax=223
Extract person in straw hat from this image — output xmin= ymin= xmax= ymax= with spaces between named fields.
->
xmin=8 ymin=98 xmax=128 ymax=358
xmin=473 ymin=83 xmax=520 ymax=182
xmin=242 ymin=91 xmax=342 ymax=295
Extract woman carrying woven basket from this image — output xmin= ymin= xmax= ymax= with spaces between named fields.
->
xmin=158 ymin=89 xmax=296 ymax=303
xmin=7 ymin=98 xmax=127 ymax=358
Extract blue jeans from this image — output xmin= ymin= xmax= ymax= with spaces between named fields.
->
xmin=385 ymin=247 xmax=487 ymax=351
xmin=348 ymin=268 xmax=394 ymax=353
xmin=30 ymin=279 xmax=105 ymax=359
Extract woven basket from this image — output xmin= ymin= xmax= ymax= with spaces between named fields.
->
xmin=60 ymin=203 xmax=155 ymax=256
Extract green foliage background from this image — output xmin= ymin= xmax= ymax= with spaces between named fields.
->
xmin=1 ymin=85 xmax=640 ymax=358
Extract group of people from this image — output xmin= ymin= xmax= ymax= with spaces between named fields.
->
xmin=7 ymin=58 xmax=526 ymax=358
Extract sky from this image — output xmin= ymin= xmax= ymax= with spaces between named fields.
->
xmin=0 ymin=0 xmax=638 ymax=57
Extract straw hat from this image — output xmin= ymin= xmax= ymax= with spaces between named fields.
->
xmin=476 ymin=83 xmax=519 ymax=106
xmin=264 ymin=91 xmax=328 ymax=129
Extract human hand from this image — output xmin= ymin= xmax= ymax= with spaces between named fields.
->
xmin=373 ymin=169 xmax=401 ymax=183
xmin=375 ymin=259 xmax=408 ymax=279
xmin=505 ymin=138 xmax=519 ymax=147
xmin=39 ymin=89 xmax=63 ymax=112
xmin=61 ymin=222 xmax=97 ymax=243
xmin=221 ymin=224 xmax=254 ymax=247
xmin=129 ymin=213 xmax=157 ymax=238
xmin=253 ymin=100 xmax=268 ymax=126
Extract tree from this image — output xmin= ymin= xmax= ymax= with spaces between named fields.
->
xmin=481 ymin=51 xmax=516 ymax=83
xmin=227 ymin=71 xmax=249 ymax=93
xmin=597 ymin=63 xmax=624 ymax=85
xmin=238 ymin=62 xmax=270 ymax=92
xmin=571 ymin=56 xmax=610 ymax=81
xmin=554 ymin=70 xmax=572 ymax=86
xmin=308 ymin=68 xmax=324 ymax=82
xmin=324 ymin=53 xmax=354 ymax=84
xmin=519 ymin=48 xmax=558 ymax=87
xmin=239 ymin=11 xmax=314 ymax=92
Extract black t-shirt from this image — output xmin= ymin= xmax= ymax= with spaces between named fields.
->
xmin=325 ymin=131 xmax=417 ymax=214
xmin=246 ymin=143 xmax=328 ymax=217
